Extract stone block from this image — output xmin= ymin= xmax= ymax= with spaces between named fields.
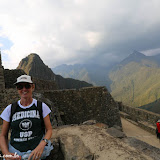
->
xmin=59 ymin=134 xmax=93 ymax=160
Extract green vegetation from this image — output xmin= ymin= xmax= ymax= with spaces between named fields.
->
xmin=52 ymin=51 xmax=160 ymax=113
xmin=109 ymin=61 xmax=160 ymax=107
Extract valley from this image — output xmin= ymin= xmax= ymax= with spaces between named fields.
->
xmin=52 ymin=51 xmax=160 ymax=113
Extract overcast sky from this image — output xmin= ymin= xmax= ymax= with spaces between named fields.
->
xmin=1 ymin=0 xmax=160 ymax=69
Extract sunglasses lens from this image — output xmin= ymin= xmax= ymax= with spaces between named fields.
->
xmin=25 ymin=84 xmax=31 ymax=89
xmin=17 ymin=84 xmax=23 ymax=90
xmin=17 ymin=84 xmax=31 ymax=90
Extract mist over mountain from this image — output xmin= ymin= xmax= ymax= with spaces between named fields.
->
xmin=112 ymin=50 xmax=160 ymax=70
xmin=52 ymin=50 xmax=160 ymax=113
xmin=52 ymin=63 xmax=113 ymax=91
xmin=17 ymin=53 xmax=92 ymax=89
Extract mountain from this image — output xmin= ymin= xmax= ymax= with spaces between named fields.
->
xmin=52 ymin=64 xmax=112 ymax=91
xmin=109 ymin=51 xmax=160 ymax=107
xmin=17 ymin=53 xmax=56 ymax=81
xmin=17 ymin=53 xmax=92 ymax=89
xmin=139 ymin=98 xmax=160 ymax=114
xmin=112 ymin=51 xmax=160 ymax=70
xmin=52 ymin=50 xmax=160 ymax=110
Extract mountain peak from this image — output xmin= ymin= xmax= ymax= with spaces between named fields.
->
xmin=27 ymin=53 xmax=42 ymax=61
xmin=119 ymin=51 xmax=146 ymax=66
xmin=17 ymin=53 xmax=56 ymax=80
xmin=130 ymin=50 xmax=146 ymax=57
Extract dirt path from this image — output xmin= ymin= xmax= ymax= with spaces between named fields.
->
xmin=121 ymin=117 xmax=160 ymax=148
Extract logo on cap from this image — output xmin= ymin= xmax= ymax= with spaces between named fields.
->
xmin=20 ymin=77 xmax=27 ymax=80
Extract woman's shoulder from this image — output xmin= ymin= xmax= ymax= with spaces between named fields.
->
xmin=0 ymin=104 xmax=12 ymax=122
xmin=33 ymin=99 xmax=48 ymax=108
xmin=4 ymin=104 xmax=12 ymax=111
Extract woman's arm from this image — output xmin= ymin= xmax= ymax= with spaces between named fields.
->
xmin=42 ymin=114 xmax=53 ymax=140
xmin=28 ymin=114 xmax=52 ymax=160
xmin=0 ymin=120 xmax=11 ymax=155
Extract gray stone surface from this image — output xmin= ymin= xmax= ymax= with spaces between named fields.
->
xmin=106 ymin=127 xmax=126 ymax=138
xmin=48 ymin=125 xmax=153 ymax=160
xmin=123 ymin=137 xmax=160 ymax=160
xmin=59 ymin=134 xmax=93 ymax=160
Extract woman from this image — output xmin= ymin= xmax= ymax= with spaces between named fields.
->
xmin=0 ymin=75 xmax=53 ymax=160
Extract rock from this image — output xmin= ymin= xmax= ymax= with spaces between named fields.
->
xmin=46 ymin=138 xmax=64 ymax=160
xmin=106 ymin=127 xmax=126 ymax=139
xmin=123 ymin=137 xmax=160 ymax=160
xmin=59 ymin=134 xmax=93 ymax=160
xmin=49 ymin=125 xmax=152 ymax=160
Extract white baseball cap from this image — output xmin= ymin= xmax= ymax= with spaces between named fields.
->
xmin=14 ymin=75 xmax=33 ymax=85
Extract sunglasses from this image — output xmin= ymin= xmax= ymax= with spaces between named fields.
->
xmin=16 ymin=83 xmax=32 ymax=90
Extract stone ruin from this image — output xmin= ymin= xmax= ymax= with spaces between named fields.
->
xmin=0 ymin=52 xmax=138 ymax=160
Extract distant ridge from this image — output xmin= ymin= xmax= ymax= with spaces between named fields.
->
xmin=52 ymin=50 xmax=160 ymax=111
xmin=139 ymin=98 xmax=160 ymax=114
xmin=52 ymin=63 xmax=112 ymax=90
xmin=17 ymin=53 xmax=92 ymax=89
xmin=109 ymin=50 xmax=160 ymax=108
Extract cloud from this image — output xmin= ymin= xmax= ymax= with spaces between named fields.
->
xmin=0 ymin=43 xmax=3 ymax=47
xmin=0 ymin=0 xmax=160 ymax=69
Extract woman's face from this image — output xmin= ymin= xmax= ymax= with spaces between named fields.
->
xmin=16 ymin=83 xmax=35 ymax=99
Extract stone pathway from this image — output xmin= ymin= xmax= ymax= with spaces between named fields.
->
xmin=121 ymin=117 xmax=160 ymax=149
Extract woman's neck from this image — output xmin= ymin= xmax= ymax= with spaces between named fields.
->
xmin=20 ymin=97 xmax=33 ymax=106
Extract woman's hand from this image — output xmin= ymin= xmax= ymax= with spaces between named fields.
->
xmin=28 ymin=115 xmax=52 ymax=160
xmin=28 ymin=141 xmax=46 ymax=160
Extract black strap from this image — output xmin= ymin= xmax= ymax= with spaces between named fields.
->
xmin=10 ymin=102 xmax=18 ymax=123
xmin=37 ymin=101 xmax=43 ymax=120
xmin=37 ymin=101 xmax=45 ymax=134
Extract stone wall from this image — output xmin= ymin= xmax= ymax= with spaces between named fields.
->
xmin=0 ymin=53 xmax=5 ymax=120
xmin=4 ymin=69 xmax=26 ymax=88
xmin=0 ymin=87 xmax=122 ymax=128
xmin=43 ymin=86 xmax=122 ymax=127
xmin=33 ymin=78 xmax=58 ymax=91
xmin=0 ymin=53 xmax=5 ymax=90
xmin=119 ymin=102 xmax=160 ymax=125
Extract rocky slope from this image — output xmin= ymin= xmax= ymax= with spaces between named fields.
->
xmin=48 ymin=124 xmax=160 ymax=160
xmin=109 ymin=51 xmax=160 ymax=107
xmin=17 ymin=53 xmax=92 ymax=89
